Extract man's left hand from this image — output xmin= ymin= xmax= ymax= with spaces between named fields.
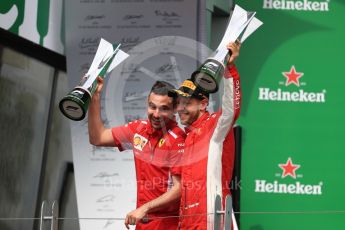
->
xmin=124 ymin=206 xmax=148 ymax=229
xmin=226 ymin=40 xmax=241 ymax=66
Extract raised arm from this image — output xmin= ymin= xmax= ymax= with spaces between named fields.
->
xmin=88 ymin=77 xmax=115 ymax=147
xmin=212 ymin=42 xmax=241 ymax=141
xmin=222 ymin=41 xmax=241 ymax=119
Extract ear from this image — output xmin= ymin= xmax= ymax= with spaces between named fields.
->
xmin=199 ymin=98 xmax=209 ymax=111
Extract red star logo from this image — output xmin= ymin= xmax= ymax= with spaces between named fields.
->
xmin=279 ymin=157 xmax=300 ymax=179
xmin=282 ymin=66 xmax=303 ymax=87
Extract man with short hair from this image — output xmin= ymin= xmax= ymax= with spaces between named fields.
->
xmin=88 ymin=79 xmax=185 ymax=230
xmin=169 ymin=41 xmax=241 ymax=229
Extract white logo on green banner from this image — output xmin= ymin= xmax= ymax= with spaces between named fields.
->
xmin=258 ymin=65 xmax=326 ymax=103
xmin=262 ymin=0 xmax=330 ymax=11
xmin=255 ymin=157 xmax=323 ymax=195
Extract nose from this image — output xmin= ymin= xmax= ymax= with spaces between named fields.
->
xmin=177 ymin=102 xmax=185 ymax=112
xmin=152 ymin=108 xmax=160 ymax=118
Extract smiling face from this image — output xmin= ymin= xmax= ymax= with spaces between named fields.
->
xmin=147 ymin=92 xmax=175 ymax=130
xmin=176 ymin=96 xmax=208 ymax=126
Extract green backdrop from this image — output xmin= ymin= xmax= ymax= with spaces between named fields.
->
xmin=236 ymin=0 xmax=345 ymax=229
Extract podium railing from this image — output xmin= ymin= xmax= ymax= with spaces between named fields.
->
xmin=1 ymin=200 xmax=345 ymax=230
xmin=1 ymin=196 xmax=234 ymax=230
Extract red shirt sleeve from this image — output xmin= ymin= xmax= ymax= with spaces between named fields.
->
xmin=111 ymin=121 xmax=139 ymax=151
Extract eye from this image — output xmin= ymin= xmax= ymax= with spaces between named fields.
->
xmin=181 ymin=101 xmax=190 ymax=106
xmin=149 ymin=103 xmax=156 ymax=110
xmin=160 ymin=106 xmax=170 ymax=112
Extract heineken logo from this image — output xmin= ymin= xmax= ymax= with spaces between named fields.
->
xmin=255 ymin=157 xmax=323 ymax=195
xmin=255 ymin=180 xmax=323 ymax=195
xmin=258 ymin=65 xmax=326 ymax=103
xmin=258 ymin=88 xmax=326 ymax=102
xmin=263 ymin=0 xmax=330 ymax=11
xmin=278 ymin=157 xmax=300 ymax=179
xmin=283 ymin=66 xmax=303 ymax=87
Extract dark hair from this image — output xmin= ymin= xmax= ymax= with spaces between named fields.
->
xmin=149 ymin=81 xmax=177 ymax=107
xmin=150 ymin=81 xmax=175 ymax=95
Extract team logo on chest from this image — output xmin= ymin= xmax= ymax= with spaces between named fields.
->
xmin=133 ymin=134 xmax=148 ymax=151
xmin=158 ymin=138 xmax=165 ymax=147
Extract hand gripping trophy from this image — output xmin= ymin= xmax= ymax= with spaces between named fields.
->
xmin=191 ymin=5 xmax=263 ymax=94
xmin=59 ymin=38 xmax=129 ymax=121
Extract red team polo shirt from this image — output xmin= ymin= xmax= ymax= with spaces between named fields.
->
xmin=111 ymin=119 xmax=185 ymax=230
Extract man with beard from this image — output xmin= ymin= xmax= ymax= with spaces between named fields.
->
xmin=88 ymin=79 xmax=185 ymax=230
xmin=169 ymin=41 xmax=241 ymax=229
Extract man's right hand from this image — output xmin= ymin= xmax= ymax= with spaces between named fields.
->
xmin=226 ymin=41 xmax=241 ymax=67
xmin=95 ymin=76 xmax=104 ymax=95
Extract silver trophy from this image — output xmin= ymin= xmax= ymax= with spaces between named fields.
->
xmin=59 ymin=39 xmax=129 ymax=121
xmin=191 ymin=5 xmax=263 ymax=93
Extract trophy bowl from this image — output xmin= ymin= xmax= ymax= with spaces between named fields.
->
xmin=191 ymin=58 xmax=225 ymax=94
xmin=59 ymin=88 xmax=91 ymax=121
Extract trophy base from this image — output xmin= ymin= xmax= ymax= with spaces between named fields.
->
xmin=59 ymin=88 xmax=91 ymax=121
xmin=191 ymin=58 xmax=224 ymax=94
xmin=192 ymin=72 xmax=218 ymax=94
